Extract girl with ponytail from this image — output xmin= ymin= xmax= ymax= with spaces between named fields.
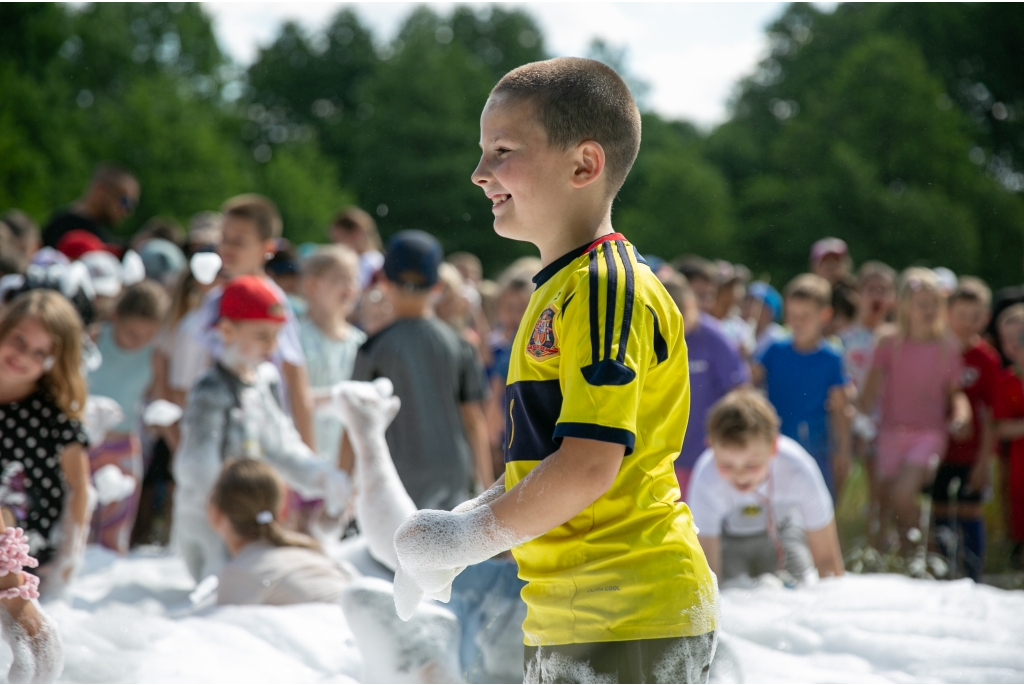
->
xmin=208 ymin=459 xmax=353 ymax=606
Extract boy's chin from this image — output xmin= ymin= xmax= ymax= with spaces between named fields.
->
xmin=492 ymin=216 xmax=534 ymax=243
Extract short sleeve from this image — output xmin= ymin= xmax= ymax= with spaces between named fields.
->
xmin=980 ymin=352 xmax=1001 ymax=408
xmin=686 ymin=451 xmax=724 ymax=536
xmin=714 ymin=338 xmax=751 ymax=392
xmin=276 ymin=317 xmax=306 ymax=367
xmin=828 ymin=350 xmax=847 ymax=389
xmin=792 ymin=451 xmax=835 ymax=531
xmin=553 ymin=242 xmax=651 ymax=454
xmin=52 ymin=413 xmax=90 ymax=450
xmin=459 ymin=341 xmax=488 ymax=403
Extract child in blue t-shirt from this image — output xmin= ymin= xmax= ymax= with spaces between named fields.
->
xmin=754 ymin=273 xmax=852 ymax=499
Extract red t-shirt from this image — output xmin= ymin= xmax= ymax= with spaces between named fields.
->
xmin=946 ymin=340 xmax=1002 ymax=465
xmin=993 ymin=367 xmax=1024 ymax=464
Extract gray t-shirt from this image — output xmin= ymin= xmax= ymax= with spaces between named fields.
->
xmin=217 ymin=541 xmax=354 ymax=606
xmin=353 ymin=317 xmax=487 ymax=510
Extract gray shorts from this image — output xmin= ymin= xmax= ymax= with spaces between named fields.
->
xmin=720 ymin=522 xmax=815 ymax=585
xmin=524 ymin=632 xmax=716 ymax=684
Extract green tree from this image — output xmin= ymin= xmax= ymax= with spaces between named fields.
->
xmin=616 ymin=116 xmax=735 ymax=260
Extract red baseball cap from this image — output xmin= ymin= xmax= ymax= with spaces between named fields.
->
xmin=219 ymin=276 xmax=287 ymax=323
xmin=56 ymin=229 xmax=121 ymax=261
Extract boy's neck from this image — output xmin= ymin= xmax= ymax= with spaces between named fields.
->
xmin=391 ymin=297 xmax=432 ymax=320
xmin=228 ymin=265 xmax=267 ymax=279
xmin=307 ymin=306 xmax=351 ymax=340
xmin=219 ymin=358 xmax=257 ymax=384
xmin=536 ymin=210 xmax=615 ymax=267
xmin=792 ymin=334 xmax=822 ymax=352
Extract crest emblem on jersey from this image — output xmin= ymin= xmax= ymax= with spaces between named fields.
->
xmin=527 ymin=306 xmax=559 ymax=359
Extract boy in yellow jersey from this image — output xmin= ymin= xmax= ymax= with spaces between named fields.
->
xmin=391 ymin=57 xmax=718 ymax=683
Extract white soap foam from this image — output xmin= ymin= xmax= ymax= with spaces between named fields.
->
xmin=142 ymin=400 xmax=183 ymax=428
xmin=92 ymin=465 xmax=137 ymax=506
xmin=19 ymin=547 xmax=1022 ymax=684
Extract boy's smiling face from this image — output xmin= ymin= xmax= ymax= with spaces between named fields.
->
xmin=712 ymin=436 xmax=777 ymax=493
xmin=473 ymin=95 xmax=592 ymax=247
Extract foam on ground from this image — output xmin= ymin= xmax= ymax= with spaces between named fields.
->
xmin=4 ymin=546 xmax=1020 ymax=683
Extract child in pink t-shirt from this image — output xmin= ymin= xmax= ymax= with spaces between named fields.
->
xmin=859 ymin=267 xmax=970 ymax=550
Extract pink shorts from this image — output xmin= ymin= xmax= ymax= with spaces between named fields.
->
xmin=876 ymin=428 xmax=946 ymax=480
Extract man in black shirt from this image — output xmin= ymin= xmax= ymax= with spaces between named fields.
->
xmin=42 ymin=163 xmax=140 ymax=248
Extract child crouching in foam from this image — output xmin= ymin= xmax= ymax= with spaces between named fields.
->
xmin=209 ymin=458 xmax=354 ymax=606
xmin=687 ymin=390 xmax=845 ymax=588
xmin=172 ymin=276 xmax=351 ymax=583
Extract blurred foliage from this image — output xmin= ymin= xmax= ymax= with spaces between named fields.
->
xmin=708 ymin=3 xmax=1024 ymax=286
xmin=1 ymin=3 xmax=1022 ymax=283
xmin=0 ymin=2 xmax=348 ymax=244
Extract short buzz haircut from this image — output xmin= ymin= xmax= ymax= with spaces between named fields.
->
xmin=784 ymin=273 xmax=832 ymax=309
xmin=950 ymin=276 xmax=992 ymax=308
xmin=222 ymin=194 xmax=282 ymax=241
xmin=491 ymin=57 xmax=641 ymax=196
xmin=115 ymin=279 xmax=170 ymax=322
xmin=706 ymin=389 xmax=780 ymax=448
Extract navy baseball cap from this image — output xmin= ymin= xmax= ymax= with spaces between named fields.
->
xmin=383 ymin=230 xmax=443 ymax=290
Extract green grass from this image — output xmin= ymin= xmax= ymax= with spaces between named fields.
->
xmin=834 ymin=459 xmax=1021 ymax=584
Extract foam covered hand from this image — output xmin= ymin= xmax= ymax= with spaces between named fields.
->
xmin=332 ymin=379 xmax=415 ymax=571
xmin=392 ymin=504 xmax=527 ymax=620
xmin=330 ymin=378 xmax=400 ymax=440
xmin=83 ymin=396 xmax=124 ymax=447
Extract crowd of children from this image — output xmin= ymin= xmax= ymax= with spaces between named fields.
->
xmin=670 ymin=238 xmax=1023 ymax=585
xmin=1 ymin=56 xmax=1023 ymax=684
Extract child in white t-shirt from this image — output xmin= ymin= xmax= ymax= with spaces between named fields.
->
xmin=687 ymin=389 xmax=845 ymax=587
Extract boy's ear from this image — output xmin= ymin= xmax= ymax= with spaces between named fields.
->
xmin=569 ymin=140 xmax=606 ymax=190
xmin=821 ymin=305 xmax=835 ymax=324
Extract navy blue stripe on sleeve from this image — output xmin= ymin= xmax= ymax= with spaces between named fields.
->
xmin=554 ymin=422 xmax=636 ymax=455
xmin=588 ymin=249 xmax=600 ymax=365
xmin=602 ymin=243 xmax=617 ymax=362
xmin=614 ymin=241 xmax=634 ymax=364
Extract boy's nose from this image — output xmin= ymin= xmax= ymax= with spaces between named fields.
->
xmin=471 ymin=157 xmax=490 ymax=186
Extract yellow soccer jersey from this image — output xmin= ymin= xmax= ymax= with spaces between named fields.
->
xmin=504 ymin=233 xmax=718 ymax=647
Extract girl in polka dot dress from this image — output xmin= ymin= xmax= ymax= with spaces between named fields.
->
xmin=0 ymin=291 xmax=92 ymax=591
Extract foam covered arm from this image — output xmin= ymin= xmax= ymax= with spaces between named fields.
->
xmin=331 ymin=380 xmax=412 ymax=571
xmin=392 ymin=505 xmax=530 ymax=620
xmin=259 ymin=391 xmax=350 ymax=516
xmin=452 ymin=480 xmax=505 ymax=514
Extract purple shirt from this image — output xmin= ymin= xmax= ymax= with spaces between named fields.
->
xmin=679 ymin=313 xmax=750 ymax=470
